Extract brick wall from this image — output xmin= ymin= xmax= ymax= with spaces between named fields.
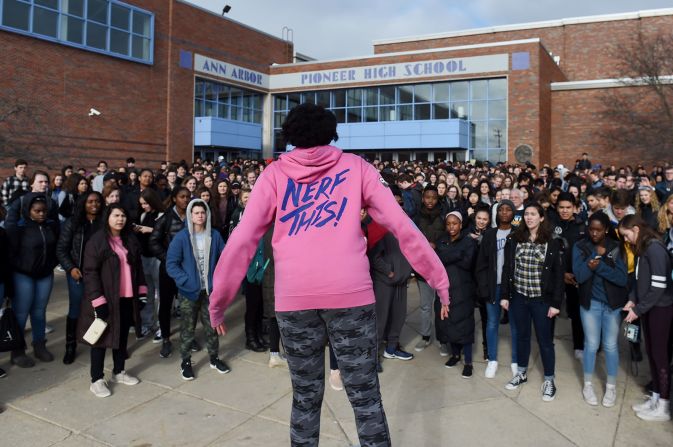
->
xmin=550 ymin=85 xmax=669 ymax=169
xmin=373 ymin=15 xmax=673 ymax=81
xmin=0 ymin=0 xmax=291 ymax=179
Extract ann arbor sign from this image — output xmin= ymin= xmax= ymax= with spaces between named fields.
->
xmin=194 ymin=54 xmax=269 ymax=89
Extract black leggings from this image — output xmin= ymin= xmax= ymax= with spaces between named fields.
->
xmin=159 ymin=262 xmax=178 ymax=339
xmin=269 ymin=318 xmax=281 ymax=353
xmin=90 ymin=299 xmax=133 ymax=382
xmin=643 ymin=306 xmax=673 ymax=399
xmin=244 ymin=280 xmax=263 ymax=336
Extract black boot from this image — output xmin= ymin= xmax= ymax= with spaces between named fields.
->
xmin=33 ymin=340 xmax=54 ymax=362
xmin=11 ymin=348 xmax=35 ymax=368
xmin=257 ymin=320 xmax=270 ymax=349
xmin=245 ymin=329 xmax=266 ymax=352
xmin=63 ymin=317 xmax=77 ymax=365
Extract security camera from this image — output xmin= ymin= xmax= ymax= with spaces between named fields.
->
xmin=89 ymin=108 xmax=101 ymax=116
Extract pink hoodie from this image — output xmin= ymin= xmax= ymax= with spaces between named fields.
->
xmin=209 ymin=145 xmax=449 ymax=327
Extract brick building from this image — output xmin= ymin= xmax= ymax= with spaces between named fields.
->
xmin=1 ymin=2 xmax=671 ymax=176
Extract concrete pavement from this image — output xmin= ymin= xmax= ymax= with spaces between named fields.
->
xmin=1 ymin=270 xmax=672 ymax=446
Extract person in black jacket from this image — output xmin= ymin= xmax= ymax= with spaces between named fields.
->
xmin=133 ymin=188 xmax=166 ymax=339
xmin=620 ymin=215 xmax=673 ymax=421
xmin=149 ymin=186 xmax=190 ymax=358
xmin=476 ymin=199 xmax=519 ymax=379
xmin=56 ymin=191 xmax=103 ymax=364
xmin=6 ymin=193 xmax=60 ymax=367
xmin=0 ymin=225 xmax=10 ymax=378
xmin=553 ymin=192 xmax=587 ymax=358
xmin=572 ymin=211 xmax=628 ymax=408
xmin=435 ymin=211 xmax=477 ymax=378
xmin=412 ymin=185 xmax=445 ymax=352
xmin=500 ymin=203 xmax=563 ymax=402
xmin=80 ymin=204 xmax=147 ymax=398
xmin=370 ymin=187 xmax=415 ymax=365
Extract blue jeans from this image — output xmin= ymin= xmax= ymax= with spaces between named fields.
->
xmin=486 ymin=284 xmax=518 ymax=363
xmin=13 ymin=272 xmax=54 ymax=343
xmin=509 ymin=291 xmax=555 ymax=379
xmin=66 ymin=274 xmax=84 ymax=319
xmin=580 ymin=300 xmax=621 ymax=384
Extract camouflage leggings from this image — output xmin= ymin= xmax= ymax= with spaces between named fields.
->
xmin=277 ymin=303 xmax=390 ymax=447
xmin=179 ymin=292 xmax=219 ymax=360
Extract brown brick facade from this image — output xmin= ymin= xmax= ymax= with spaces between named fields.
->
xmin=0 ymin=0 xmax=291 ymax=177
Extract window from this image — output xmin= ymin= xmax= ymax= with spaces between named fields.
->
xmin=0 ymin=0 xmax=154 ymax=64
xmin=271 ymin=77 xmax=508 ymax=160
xmin=196 ymin=78 xmax=263 ymax=124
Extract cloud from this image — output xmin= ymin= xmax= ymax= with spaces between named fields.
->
xmin=184 ymin=0 xmax=673 ymax=59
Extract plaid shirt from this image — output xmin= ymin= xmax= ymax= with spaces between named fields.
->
xmin=514 ymin=241 xmax=547 ymax=298
xmin=1 ymin=175 xmax=29 ymax=206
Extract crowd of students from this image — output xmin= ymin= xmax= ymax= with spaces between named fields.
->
xmin=1 ymin=143 xmax=672 ymax=425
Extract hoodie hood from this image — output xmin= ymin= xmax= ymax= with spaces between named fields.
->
xmin=276 ymin=145 xmax=343 ymax=184
xmin=20 ymin=192 xmax=48 ymax=222
xmin=186 ymin=199 xmax=212 ymax=293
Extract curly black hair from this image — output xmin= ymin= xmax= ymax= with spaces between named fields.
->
xmin=281 ymin=103 xmax=338 ymax=148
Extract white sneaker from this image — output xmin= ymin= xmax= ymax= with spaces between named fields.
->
xmin=602 ymin=385 xmax=617 ymax=408
xmin=632 ymin=395 xmax=656 ymax=412
xmin=328 ymin=369 xmax=343 ymax=391
xmin=637 ymin=399 xmax=671 ymax=422
xmin=439 ymin=344 xmax=449 ymax=357
xmin=510 ymin=363 xmax=518 ymax=377
xmin=268 ymin=352 xmax=287 ymax=368
xmin=582 ymin=383 xmax=598 ymax=406
xmin=110 ymin=370 xmax=139 ymax=385
xmin=90 ymin=379 xmax=111 ymax=397
xmin=574 ymin=349 xmax=584 ymax=360
xmin=45 ymin=325 xmax=55 ymax=334
xmin=485 ymin=361 xmax=498 ymax=379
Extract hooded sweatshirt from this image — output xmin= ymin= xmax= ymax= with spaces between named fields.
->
xmin=166 ymin=199 xmax=225 ymax=300
xmin=209 ymin=145 xmax=449 ymax=327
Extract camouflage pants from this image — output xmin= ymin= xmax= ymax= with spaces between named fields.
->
xmin=277 ymin=303 xmax=390 ymax=447
xmin=179 ymin=292 xmax=218 ymax=360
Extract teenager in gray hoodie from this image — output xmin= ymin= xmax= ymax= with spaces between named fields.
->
xmin=166 ymin=199 xmax=227 ymax=380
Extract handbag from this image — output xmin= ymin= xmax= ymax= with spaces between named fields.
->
xmin=0 ymin=298 xmax=25 ymax=352
xmin=83 ymin=313 xmax=108 ymax=345
xmin=624 ymin=323 xmax=640 ymax=343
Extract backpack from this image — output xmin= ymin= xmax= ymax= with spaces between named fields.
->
xmin=246 ymin=239 xmax=269 ymax=284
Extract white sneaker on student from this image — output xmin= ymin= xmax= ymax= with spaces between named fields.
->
xmin=268 ymin=352 xmax=287 ymax=368
xmin=329 ymin=370 xmax=343 ymax=391
xmin=110 ymin=370 xmax=139 ymax=385
xmin=632 ymin=395 xmax=656 ymax=412
xmin=636 ymin=399 xmax=671 ymax=422
xmin=582 ymin=382 xmax=598 ymax=406
xmin=485 ymin=361 xmax=498 ymax=379
xmin=602 ymin=385 xmax=617 ymax=408
xmin=439 ymin=343 xmax=449 ymax=357
xmin=90 ymin=379 xmax=111 ymax=398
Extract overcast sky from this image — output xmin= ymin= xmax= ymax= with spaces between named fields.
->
xmin=184 ymin=0 xmax=673 ymax=60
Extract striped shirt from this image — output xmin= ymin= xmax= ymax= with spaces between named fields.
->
xmin=514 ymin=241 xmax=547 ymax=298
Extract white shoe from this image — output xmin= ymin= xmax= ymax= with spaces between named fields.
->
xmin=602 ymin=385 xmax=617 ymax=408
xmin=485 ymin=361 xmax=498 ymax=379
xmin=110 ymin=370 xmax=139 ymax=385
xmin=45 ymin=325 xmax=55 ymax=334
xmin=632 ymin=395 xmax=656 ymax=412
xmin=582 ymin=383 xmax=598 ymax=406
xmin=637 ymin=399 xmax=671 ymax=422
xmin=268 ymin=352 xmax=287 ymax=368
xmin=328 ymin=370 xmax=343 ymax=391
xmin=574 ymin=349 xmax=584 ymax=360
xmin=510 ymin=363 xmax=518 ymax=377
xmin=439 ymin=344 xmax=449 ymax=357
xmin=90 ymin=379 xmax=111 ymax=397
